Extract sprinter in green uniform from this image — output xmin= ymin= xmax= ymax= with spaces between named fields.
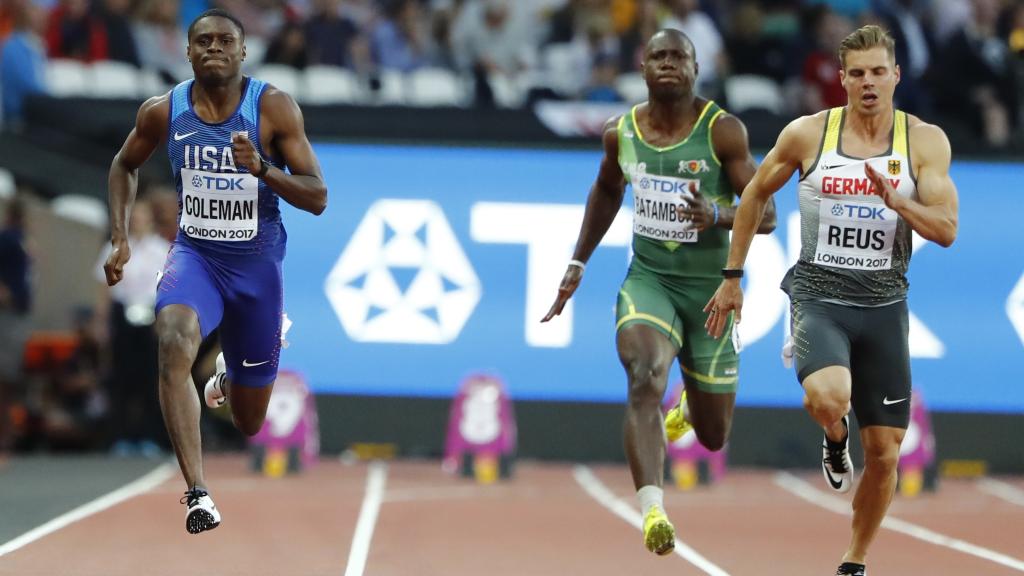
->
xmin=541 ymin=29 xmax=776 ymax=556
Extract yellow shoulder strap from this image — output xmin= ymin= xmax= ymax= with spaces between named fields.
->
xmin=893 ymin=110 xmax=908 ymax=157
xmin=821 ymin=107 xmax=844 ymax=154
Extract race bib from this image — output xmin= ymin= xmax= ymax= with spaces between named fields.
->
xmin=632 ymin=174 xmax=699 ymax=243
xmin=815 ymin=197 xmax=897 ymax=270
xmin=179 ymin=168 xmax=258 ymax=242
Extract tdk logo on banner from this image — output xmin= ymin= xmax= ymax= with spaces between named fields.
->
xmin=324 ymin=199 xmax=481 ymax=344
xmin=832 ymin=203 xmax=886 ymax=220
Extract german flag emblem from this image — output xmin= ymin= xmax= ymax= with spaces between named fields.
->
xmin=888 ymin=159 xmax=901 ymax=175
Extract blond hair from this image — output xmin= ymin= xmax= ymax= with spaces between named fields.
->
xmin=838 ymin=25 xmax=895 ymax=69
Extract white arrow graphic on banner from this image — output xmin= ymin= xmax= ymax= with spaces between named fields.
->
xmin=908 ymin=234 xmax=944 ymax=358
xmin=1007 ymin=271 xmax=1024 ymax=348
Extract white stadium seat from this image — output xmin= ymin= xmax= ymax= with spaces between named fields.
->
xmin=46 ymin=59 xmax=89 ymax=97
xmin=302 ymin=65 xmax=364 ymax=104
xmin=407 ymin=67 xmax=466 ymax=107
xmin=89 ymin=61 xmax=140 ymax=98
xmin=724 ymin=74 xmax=784 ymax=114
xmin=374 ymin=69 xmax=406 ymax=105
xmin=254 ymin=64 xmax=302 ymax=99
xmin=615 ymin=72 xmax=648 ymax=105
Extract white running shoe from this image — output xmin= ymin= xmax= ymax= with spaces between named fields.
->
xmin=204 ymin=352 xmax=227 ymax=408
xmin=181 ymin=488 xmax=221 ymax=534
xmin=822 ymin=415 xmax=855 ymax=493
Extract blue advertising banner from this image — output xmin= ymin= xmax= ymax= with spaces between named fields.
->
xmin=280 ymin=143 xmax=1024 ymax=413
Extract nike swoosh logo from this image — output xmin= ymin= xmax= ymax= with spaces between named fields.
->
xmin=174 ymin=131 xmax=198 ymax=141
xmin=820 ymin=163 xmax=851 ymax=170
xmin=824 ymin=466 xmax=844 ymax=490
xmin=242 ymin=359 xmax=269 ymax=367
xmin=883 ymin=396 xmax=908 ymax=405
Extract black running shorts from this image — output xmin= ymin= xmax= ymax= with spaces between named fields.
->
xmin=790 ymin=299 xmax=911 ymax=429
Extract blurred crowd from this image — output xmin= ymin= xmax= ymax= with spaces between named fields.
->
xmin=0 ymin=0 xmax=1022 ymax=145
xmin=0 ymin=187 xmax=239 ymax=456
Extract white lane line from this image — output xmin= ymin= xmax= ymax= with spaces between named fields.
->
xmin=343 ymin=461 xmax=388 ymax=576
xmin=0 ymin=462 xmax=175 ymax=557
xmin=775 ymin=471 xmax=1024 ymax=572
xmin=573 ymin=465 xmax=731 ymax=576
xmin=977 ymin=478 xmax=1024 ymax=507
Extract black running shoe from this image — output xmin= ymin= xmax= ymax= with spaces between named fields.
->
xmin=822 ymin=415 xmax=854 ymax=493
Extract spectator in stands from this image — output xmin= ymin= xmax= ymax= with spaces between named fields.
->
xmin=371 ymin=0 xmax=430 ymax=72
xmin=213 ymin=0 xmax=287 ymax=40
xmin=619 ymin=0 xmax=659 ymax=72
xmin=133 ymin=0 xmax=188 ymax=84
xmin=725 ymin=1 xmax=794 ymax=84
xmin=147 ymin=185 xmax=179 ymax=243
xmin=263 ymin=20 xmax=309 ymax=68
xmin=94 ymin=196 xmax=168 ymax=457
xmin=37 ymin=306 xmax=107 ymax=451
xmin=581 ymin=49 xmax=623 ymax=101
xmin=452 ymin=0 xmax=538 ymax=106
xmin=0 ymin=197 xmax=32 ymax=451
xmin=45 ymin=0 xmax=109 ymax=62
xmin=932 ymin=0 xmax=971 ymax=41
xmin=94 ymin=0 xmax=138 ymax=66
xmin=799 ymin=5 xmax=852 ymax=114
xmin=879 ymin=0 xmax=933 ymax=114
xmin=1 ymin=1 xmax=47 ymax=127
xmin=807 ymin=0 xmax=871 ymax=21
xmin=304 ymin=0 xmax=364 ymax=69
xmin=661 ymin=0 xmax=725 ymax=95
xmin=930 ymin=0 xmax=1017 ymax=147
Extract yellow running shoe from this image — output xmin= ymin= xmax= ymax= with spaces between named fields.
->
xmin=642 ymin=505 xmax=675 ymax=556
xmin=665 ymin=390 xmax=693 ymax=443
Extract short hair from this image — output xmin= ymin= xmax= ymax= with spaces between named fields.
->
xmin=838 ymin=25 xmax=895 ymax=68
xmin=187 ymin=8 xmax=245 ymax=42
xmin=647 ymin=28 xmax=696 ymax=57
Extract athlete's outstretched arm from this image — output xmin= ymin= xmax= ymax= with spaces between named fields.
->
xmin=865 ymin=123 xmax=958 ymax=247
xmin=541 ymin=116 xmax=626 ymax=322
xmin=241 ymin=88 xmax=327 ymax=215
xmin=704 ymin=117 xmax=812 ymax=337
xmin=105 ymin=95 xmax=168 ymax=286
xmin=709 ymin=114 xmax=777 ymax=233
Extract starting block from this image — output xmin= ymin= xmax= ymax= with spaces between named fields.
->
xmin=250 ymin=370 xmax=320 ymax=477
xmin=663 ymin=382 xmax=727 ymax=490
xmin=442 ymin=374 xmax=516 ymax=484
xmin=897 ymin=389 xmax=938 ymax=496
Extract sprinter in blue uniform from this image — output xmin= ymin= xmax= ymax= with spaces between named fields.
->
xmin=103 ymin=8 xmax=327 ymax=534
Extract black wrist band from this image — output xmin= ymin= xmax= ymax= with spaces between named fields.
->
xmin=721 ymin=268 xmax=744 ymax=279
xmin=256 ymin=157 xmax=269 ymax=178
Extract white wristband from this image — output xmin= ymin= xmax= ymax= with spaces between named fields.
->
xmin=568 ymin=259 xmax=586 ymax=271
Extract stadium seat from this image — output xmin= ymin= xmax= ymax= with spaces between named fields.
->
xmin=50 ymin=194 xmax=108 ymax=230
xmin=302 ymin=65 xmax=364 ymax=104
xmin=488 ymin=72 xmax=526 ymax=109
xmin=254 ymin=64 xmax=302 ymax=99
xmin=88 ymin=61 xmax=141 ymax=99
xmin=45 ymin=59 xmax=89 ymax=97
xmin=542 ymin=43 xmax=588 ymax=98
xmin=137 ymin=68 xmax=166 ymax=98
xmin=374 ymin=69 xmax=406 ymax=105
xmin=724 ymin=74 xmax=784 ymax=114
xmin=615 ymin=72 xmax=648 ymax=105
xmin=407 ymin=67 xmax=466 ymax=107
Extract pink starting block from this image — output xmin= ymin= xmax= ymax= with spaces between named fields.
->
xmin=249 ymin=370 xmax=320 ymax=477
xmin=663 ymin=382 xmax=727 ymax=490
xmin=442 ymin=373 xmax=516 ymax=484
xmin=897 ymin=389 xmax=938 ymax=496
